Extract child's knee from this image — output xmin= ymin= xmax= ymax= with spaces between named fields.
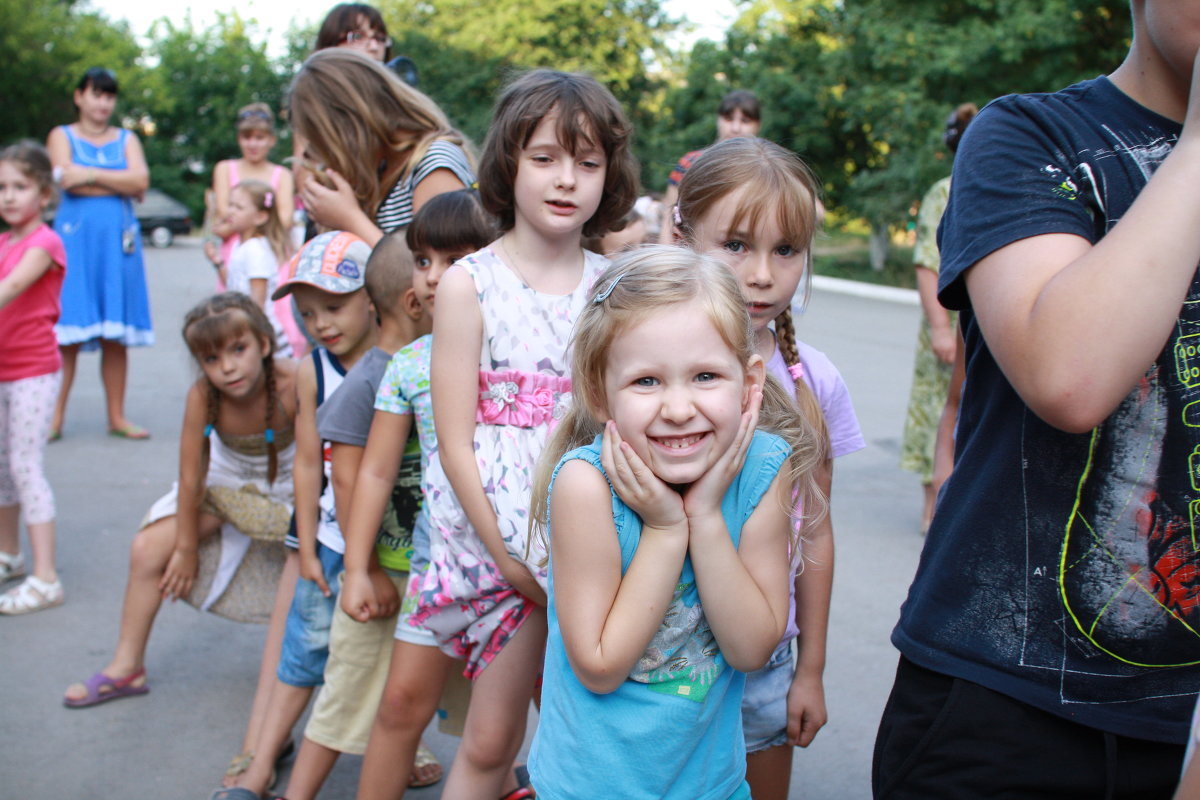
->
xmin=376 ymin=680 xmax=437 ymax=730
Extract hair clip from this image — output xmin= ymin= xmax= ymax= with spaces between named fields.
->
xmin=203 ymin=424 xmax=215 ymax=438
xmin=672 ymin=205 xmax=683 ymax=227
xmin=263 ymin=191 xmax=274 ymax=209
xmin=264 ymin=428 xmax=275 ymax=444
xmin=470 ymin=180 xmax=479 ymax=190
xmin=787 ymin=363 xmax=805 ymax=382
xmin=593 ymin=272 xmax=626 ymax=304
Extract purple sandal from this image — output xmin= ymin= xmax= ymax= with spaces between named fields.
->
xmin=63 ymin=668 xmax=150 ymax=708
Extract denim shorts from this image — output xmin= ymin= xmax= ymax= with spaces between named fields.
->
xmin=741 ymin=639 xmax=795 ymax=753
xmin=276 ymin=541 xmax=344 ymax=687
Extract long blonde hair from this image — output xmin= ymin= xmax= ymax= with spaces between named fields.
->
xmin=530 ymin=245 xmax=826 ymax=556
xmin=287 ymin=48 xmax=470 ymax=219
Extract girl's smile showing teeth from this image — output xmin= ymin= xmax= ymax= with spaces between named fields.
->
xmin=604 ymin=299 xmax=757 ymax=487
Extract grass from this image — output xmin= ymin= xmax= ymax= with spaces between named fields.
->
xmin=812 ymin=230 xmax=916 ymax=290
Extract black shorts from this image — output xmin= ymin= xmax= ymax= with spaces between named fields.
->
xmin=872 ymin=656 xmax=1184 ymax=800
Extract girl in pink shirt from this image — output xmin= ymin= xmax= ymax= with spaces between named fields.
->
xmin=0 ymin=141 xmax=68 ymax=615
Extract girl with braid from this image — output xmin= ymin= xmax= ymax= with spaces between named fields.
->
xmin=674 ymin=136 xmax=864 ymax=800
xmin=64 ymin=292 xmax=298 ymax=707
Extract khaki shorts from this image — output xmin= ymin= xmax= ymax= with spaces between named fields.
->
xmin=305 ymin=570 xmax=406 ymax=754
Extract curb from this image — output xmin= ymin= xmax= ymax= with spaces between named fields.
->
xmin=812 ymin=275 xmax=919 ymax=306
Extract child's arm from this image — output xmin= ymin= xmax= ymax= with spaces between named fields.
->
xmin=158 ymin=382 xmax=211 ymax=601
xmin=964 ymin=54 xmax=1200 ymax=433
xmin=248 ymin=278 xmax=269 ymax=310
xmin=210 ymin=161 xmax=235 ymax=240
xmin=550 ymin=427 xmax=690 ymax=694
xmin=0 ymin=247 xmax=54 ymax=310
xmin=293 ymin=357 xmax=331 ymax=597
xmin=273 ymin=169 xmax=296 ymax=235
xmin=339 ymin=410 xmax=409 ymax=622
xmin=788 ymin=459 xmax=833 ymax=748
xmin=432 ymin=265 xmax=547 ymax=605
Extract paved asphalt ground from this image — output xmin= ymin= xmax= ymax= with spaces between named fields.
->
xmin=1 ymin=238 xmax=925 ymax=799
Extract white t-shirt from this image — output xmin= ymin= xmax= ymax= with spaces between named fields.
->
xmin=227 ymin=236 xmax=291 ymax=357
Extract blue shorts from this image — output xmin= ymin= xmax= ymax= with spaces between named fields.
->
xmin=741 ymin=640 xmax=794 ymax=753
xmin=276 ymin=542 xmax=343 ymax=687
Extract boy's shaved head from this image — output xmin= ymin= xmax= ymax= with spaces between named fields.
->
xmin=365 ymin=231 xmax=416 ymax=315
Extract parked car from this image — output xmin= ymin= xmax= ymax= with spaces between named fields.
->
xmin=134 ymin=188 xmax=192 ymax=248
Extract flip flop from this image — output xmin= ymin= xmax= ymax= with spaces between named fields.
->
xmin=108 ymin=424 xmax=150 ymax=440
xmin=63 ymin=668 xmax=149 ymax=708
xmin=48 ymin=428 xmax=61 ymax=443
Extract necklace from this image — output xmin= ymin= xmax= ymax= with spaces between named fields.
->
xmin=497 ymin=236 xmax=583 ymax=294
xmin=498 ymin=236 xmax=536 ymax=289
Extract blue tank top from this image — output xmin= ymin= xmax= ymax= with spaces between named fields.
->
xmin=529 ymin=430 xmax=788 ymax=800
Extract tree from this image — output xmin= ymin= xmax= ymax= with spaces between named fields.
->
xmin=824 ymin=0 xmax=1129 ymax=266
xmin=0 ymin=0 xmax=141 ymax=143
xmin=375 ymin=0 xmax=676 ymax=184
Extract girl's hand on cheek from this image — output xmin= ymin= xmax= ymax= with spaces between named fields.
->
xmin=601 ymin=420 xmax=685 ymax=531
xmin=301 ymin=168 xmax=366 ymax=231
xmin=683 ymin=385 xmax=762 ymax=520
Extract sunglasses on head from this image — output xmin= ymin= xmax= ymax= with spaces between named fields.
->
xmin=238 ymin=109 xmax=273 ymax=123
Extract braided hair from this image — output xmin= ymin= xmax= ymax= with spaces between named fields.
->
xmin=182 ymin=291 xmax=282 ymax=485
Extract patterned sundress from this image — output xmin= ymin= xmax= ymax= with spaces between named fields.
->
xmin=413 ymin=246 xmax=608 ymax=678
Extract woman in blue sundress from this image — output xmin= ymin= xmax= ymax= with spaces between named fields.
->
xmin=46 ymin=67 xmax=154 ymax=440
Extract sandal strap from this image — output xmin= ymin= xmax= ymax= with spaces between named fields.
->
xmin=0 ymin=575 xmax=62 ymax=612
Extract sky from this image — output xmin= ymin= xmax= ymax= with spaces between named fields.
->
xmin=85 ymin=0 xmax=737 ymax=56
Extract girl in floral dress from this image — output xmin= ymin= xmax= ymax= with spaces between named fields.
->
xmin=411 ymin=69 xmax=638 ymax=798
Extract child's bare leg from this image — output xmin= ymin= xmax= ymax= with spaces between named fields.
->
xmin=51 ymin=344 xmax=78 ymax=434
xmin=442 ymin=608 xmax=546 ymax=800
xmin=280 ymin=738 xmax=340 ymax=800
xmin=746 ymin=744 xmax=793 ymax=800
xmin=0 ymin=505 xmax=19 ymax=558
xmin=233 ymin=681 xmax=315 ymax=794
xmin=357 ymin=640 xmax=454 ymax=800
xmin=236 ymin=551 xmax=299 ymax=756
xmin=64 ymin=513 xmax=220 ymax=698
xmin=26 ymin=519 xmax=57 ymax=583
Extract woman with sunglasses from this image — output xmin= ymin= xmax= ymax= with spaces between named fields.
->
xmin=45 ymin=67 xmax=153 ymax=441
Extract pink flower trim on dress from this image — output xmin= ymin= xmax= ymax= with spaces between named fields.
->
xmin=476 ymin=369 xmax=572 ymax=431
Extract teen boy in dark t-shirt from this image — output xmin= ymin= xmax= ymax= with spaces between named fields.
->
xmin=876 ymin=3 xmax=1200 ymax=797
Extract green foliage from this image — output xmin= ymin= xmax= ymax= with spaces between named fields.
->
xmin=0 ymin=0 xmax=1136 ymax=250
xmin=375 ymin=0 xmax=676 ymax=182
xmin=0 ymin=0 xmax=142 ymax=144
xmin=823 ymin=0 xmax=1130 ymax=228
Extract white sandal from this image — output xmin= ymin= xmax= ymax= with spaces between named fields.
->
xmin=0 ymin=551 xmax=24 ymax=583
xmin=0 ymin=575 xmax=63 ymax=615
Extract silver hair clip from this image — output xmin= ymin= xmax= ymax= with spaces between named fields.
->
xmin=593 ymin=272 xmax=626 ymax=304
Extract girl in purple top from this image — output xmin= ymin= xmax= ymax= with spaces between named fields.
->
xmin=674 ymin=136 xmax=865 ymax=800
